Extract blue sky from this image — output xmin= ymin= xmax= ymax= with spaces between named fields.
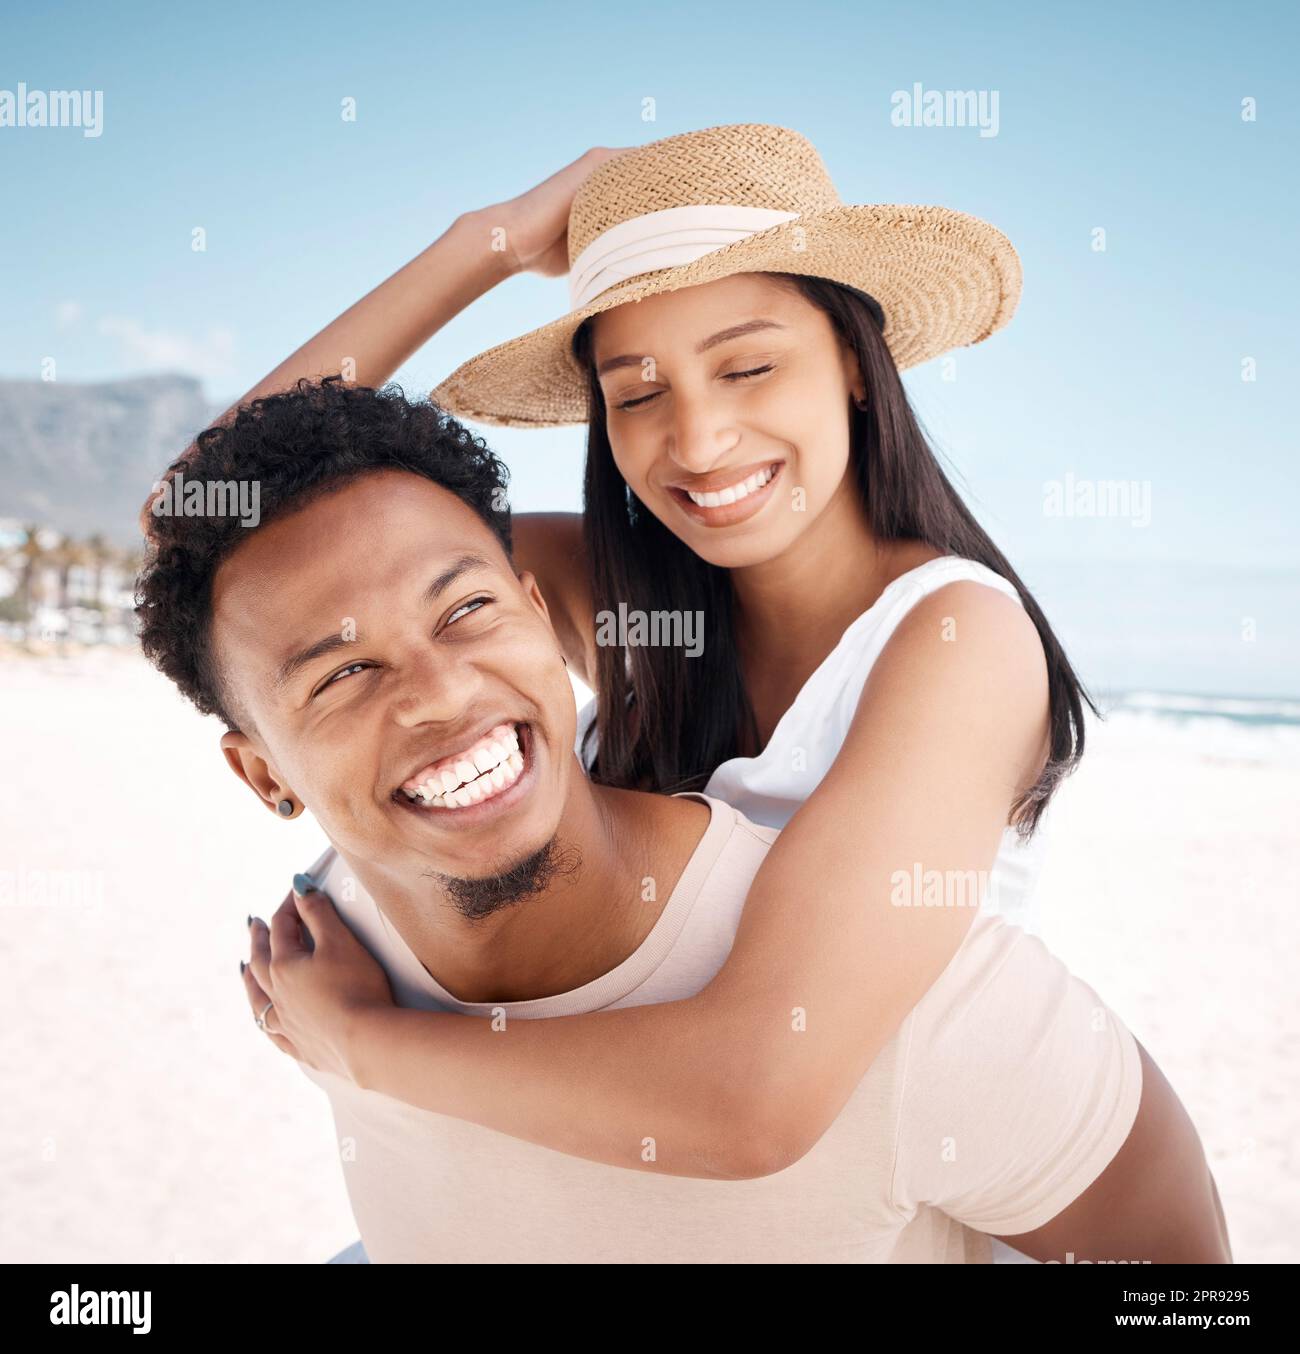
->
xmin=2 ymin=0 xmax=1297 ymax=694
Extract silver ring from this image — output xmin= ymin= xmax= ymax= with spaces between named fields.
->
xmin=255 ymin=999 xmax=274 ymax=1031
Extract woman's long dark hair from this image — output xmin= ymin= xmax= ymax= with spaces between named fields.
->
xmin=571 ymin=273 xmax=1097 ymax=838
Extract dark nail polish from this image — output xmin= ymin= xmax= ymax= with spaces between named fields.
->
xmin=246 ymin=914 xmax=252 ymax=928
xmin=293 ymin=872 xmax=318 ymax=896
xmin=239 ymin=959 xmax=246 ymax=975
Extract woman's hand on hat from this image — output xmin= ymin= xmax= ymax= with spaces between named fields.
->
xmin=477 ymin=145 xmax=628 ymax=279
xmin=136 ymin=153 xmax=639 ymax=533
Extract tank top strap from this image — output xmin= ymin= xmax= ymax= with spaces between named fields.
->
xmin=816 ymin=556 xmax=1026 ymax=742
xmin=886 ymin=555 xmax=1023 ymax=612
xmin=579 ymin=556 xmax=1025 ymax=776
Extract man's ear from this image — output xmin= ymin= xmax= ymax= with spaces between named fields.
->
xmin=220 ymin=730 xmax=296 ymax=817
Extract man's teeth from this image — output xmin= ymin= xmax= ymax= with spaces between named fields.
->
xmin=685 ymin=463 xmax=777 ymax=508
xmin=402 ymin=723 xmax=525 ymax=810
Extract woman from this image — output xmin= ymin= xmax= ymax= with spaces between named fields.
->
xmin=210 ymin=125 xmax=1091 ymax=1180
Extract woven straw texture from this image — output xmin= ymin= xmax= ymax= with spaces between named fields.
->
xmin=431 ymin=124 xmax=1021 ymax=428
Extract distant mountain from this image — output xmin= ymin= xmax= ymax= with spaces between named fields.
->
xmin=0 ymin=374 xmax=220 ymax=547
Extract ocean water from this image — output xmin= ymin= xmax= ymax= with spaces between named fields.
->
xmin=1092 ymin=689 xmax=1300 ymax=765
xmin=1105 ymin=690 xmax=1300 ymax=728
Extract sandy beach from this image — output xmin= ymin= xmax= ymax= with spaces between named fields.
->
xmin=1 ymin=646 xmax=1296 ymax=1263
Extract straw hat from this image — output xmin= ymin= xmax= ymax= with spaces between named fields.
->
xmin=430 ymin=122 xmax=1021 ymax=428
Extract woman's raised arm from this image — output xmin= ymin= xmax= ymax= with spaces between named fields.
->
xmin=342 ymin=580 xmax=1053 ymax=1179
xmin=137 ymin=149 xmax=615 ymax=654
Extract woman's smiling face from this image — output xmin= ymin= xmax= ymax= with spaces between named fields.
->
xmin=589 ymin=273 xmax=866 ymax=569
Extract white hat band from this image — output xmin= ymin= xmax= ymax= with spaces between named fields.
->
xmin=568 ymin=204 xmax=800 ymax=309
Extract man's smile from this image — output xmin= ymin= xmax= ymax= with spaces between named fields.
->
xmin=392 ymin=722 xmax=539 ymax=825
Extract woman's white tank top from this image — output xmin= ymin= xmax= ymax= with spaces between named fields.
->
xmin=576 ymin=554 xmax=1049 ymax=934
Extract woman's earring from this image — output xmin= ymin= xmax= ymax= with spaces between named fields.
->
xmin=276 ymin=798 xmax=296 ymax=818
xmin=853 ymin=394 xmax=869 ymax=411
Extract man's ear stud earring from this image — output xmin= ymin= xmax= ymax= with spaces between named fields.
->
xmin=276 ymin=799 xmax=296 ymax=818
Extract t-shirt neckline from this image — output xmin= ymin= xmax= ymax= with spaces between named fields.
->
xmin=372 ymin=792 xmax=735 ymax=1017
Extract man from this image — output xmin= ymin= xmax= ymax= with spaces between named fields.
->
xmin=136 ymin=378 xmax=1230 ymax=1265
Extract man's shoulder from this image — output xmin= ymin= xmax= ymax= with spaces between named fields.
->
xmin=914 ymin=912 xmax=1040 ymax=1014
xmin=685 ymin=790 xmax=774 ymax=834
xmin=687 ymin=792 xmax=780 ymax=849
xmin=905 ymin=911 xmax=1131 ymax=1081
xmin=690 ymin=795 xmax=778 ymax=907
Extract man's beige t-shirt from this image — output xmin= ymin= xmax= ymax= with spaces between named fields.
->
xmin=298 ymin=793 xmax=1142 ymax=1263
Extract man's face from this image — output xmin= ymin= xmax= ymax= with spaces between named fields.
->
xmin=211 ymin=469 xmax=575 ymax=888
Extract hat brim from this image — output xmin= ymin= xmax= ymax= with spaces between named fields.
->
xmin=430 ymin=204 xmax=1021 ymax=429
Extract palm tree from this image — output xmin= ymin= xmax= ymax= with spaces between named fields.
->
xmin=49 ymin=536 xmax=88 ymax=611
xmin=85 ymin=533 xmax=110 ymax=606
xmin=17 ymin=523 xmax=47 ymax=614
